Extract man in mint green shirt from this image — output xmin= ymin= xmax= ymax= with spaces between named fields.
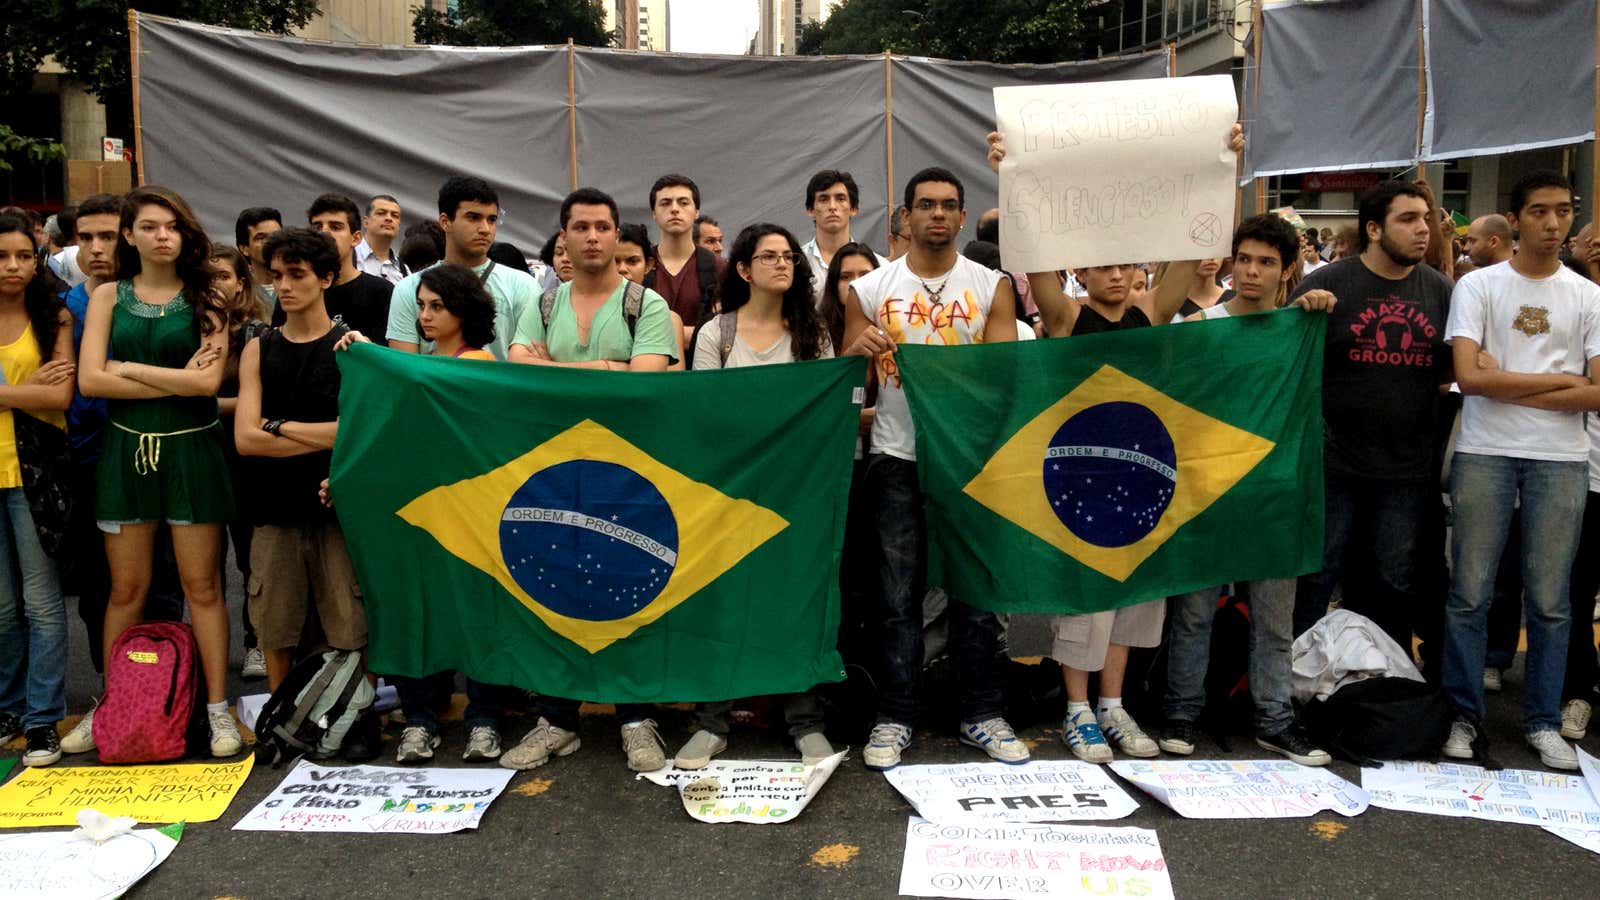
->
xmin=508 ymin=188 xmax=675 ymax=371
xmin=384 ymin=175 xmax=536 ymax=361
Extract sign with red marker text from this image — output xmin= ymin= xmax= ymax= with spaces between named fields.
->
xmin=0 ymin=759 xmax=253 ymax=827
xmin=1110 ymin=759 xmax=1368 ymax=819
xmin=885 ymin=761 xmax=1138 ymax=823
xmin=898 ymin=816 xmax=1173 ymax=900
xmin=233 ymin=761 xmax=512 ymax=834
xmin=636 ymin=751 xmax=846 ymax=824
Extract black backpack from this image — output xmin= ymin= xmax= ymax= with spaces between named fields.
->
xmin=253 ymin=649 xmax=374 ymax=767
xmin=1299 ymin=676 xmax=1456 ymax=765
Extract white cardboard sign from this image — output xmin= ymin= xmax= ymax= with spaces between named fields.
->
xmin=0 ymin=824 xmax=180 ymax=899
xmin=233 ymin=760 xmax=512 ymax=834
xmin=994 ymin=75 xmax=1239 ymax=271
xmin=884 ymin=760 xmax=1139 ymax=823
xmin=636 ymin=751 xmax=846 ymax=824
xmin=1111 ymin=759 xmax=1369 ymax=818
xmin=898 ymin=816 xmax=1173 ymax=900
xmin=1362 ymin=759 xmax=1600 ymax=829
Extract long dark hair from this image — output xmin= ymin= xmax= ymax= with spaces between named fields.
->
xmin=717 ymin=224 xmax=828 ymax=361
xmin=418 ymin=263 xmax=496 ymax=350
xmin=0 ymin=212 xmax=65 ymax=359
xmin=118 ymin=186 xmax=224 ymax=336
xmin=207 ymin=245 xmax=264 ymax=340
xmin=820 ymin=241 xmax=879 ymax=352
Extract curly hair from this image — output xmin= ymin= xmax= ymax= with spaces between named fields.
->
xmin=119 ymin=186 xmax=223 ymax=336
xmin=418 ymin=263 xmax=496 ymax=351
xmin=717 ymin=223 xmax=828 ymax=361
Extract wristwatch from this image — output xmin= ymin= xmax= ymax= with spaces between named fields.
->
xmin=263 ymin=418 xmax=286 ymax=435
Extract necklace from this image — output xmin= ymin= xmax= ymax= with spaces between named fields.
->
xmin=919 ymin=275 xmax=950 ymax=304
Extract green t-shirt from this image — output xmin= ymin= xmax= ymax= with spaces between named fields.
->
xmin=511 ymin=280 xmax=677 ymax=364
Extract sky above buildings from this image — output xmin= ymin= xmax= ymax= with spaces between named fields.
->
xmin=669 ymin=0 xmax=760 ymax=54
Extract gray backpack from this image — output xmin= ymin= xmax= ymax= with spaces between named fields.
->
xmin=253 ymin=649 xmax=374 ymax=766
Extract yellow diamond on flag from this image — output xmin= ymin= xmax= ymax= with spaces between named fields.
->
xmin=963 ymin=365 xmax=1275 ymax=582
xmin=397 ymin=419 xmax=788 ymax=653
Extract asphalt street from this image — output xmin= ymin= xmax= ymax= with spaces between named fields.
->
xmin=17 ymin=564 xmax=1600 ymax=899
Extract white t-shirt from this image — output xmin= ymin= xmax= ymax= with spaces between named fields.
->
xmin=1302 ymin=259 xmax=1327 ymax=276
xmin=691 ymin=313 xmax=834 ymax=369
xmin=851 ymin=254 xmax=1002 ymax=461
xmin=1588 ymin=414 xmax=1600 ymax=493
xmin=1446 ymin=261 xmax=1600 ymax=462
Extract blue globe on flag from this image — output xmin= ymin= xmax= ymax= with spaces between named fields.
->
xmin=499 ymin=460 xmax=680 ymax=621
xmin=1042 ymin=401 xmax=1177 ymax=548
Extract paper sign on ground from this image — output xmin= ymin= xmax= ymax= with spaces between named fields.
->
xmin=1544 ymin=748 xmax=1600 ymax=854
xmin=0 ymin=758 xmax=253 ymax=828
xmin=885 ymin=760 xmax=1139 ymax=823
xmin=994 ymin=75 xmax=1238 ymax=271
xmin=1111 ymin=759 xmax=1368 ymax=819
xmin=636 ymin=751 xmax=845 ymax=824
xmin=898 ymin=816 xmax=1173 ymax=900
xmin=234 ymin=760 xmax=512 ymax=833
xmin=0 ymin=822 xmax=180 ymax=900
xmin=1362 ymin=760 xmax=1600 ymax=829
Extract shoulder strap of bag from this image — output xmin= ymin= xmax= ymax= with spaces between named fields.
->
xmin=539 ymin=285 xmax=561 ymax=330
xmin=717 ymin=310 xmax=738 ymax=368
xmin=622 ymin=279 xmax=646 ymax=338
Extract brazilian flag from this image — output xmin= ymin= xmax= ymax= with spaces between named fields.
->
xmin=330 ymin=345 xmax=863 ymax=702
xmin=896 ymin=310 xmax=1324 ymax=614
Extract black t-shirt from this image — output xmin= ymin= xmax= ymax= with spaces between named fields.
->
xmin=1070 ymin=303 xmax=1151 ymax=336
xmin=252 ymin=323 xmax=348 ymax=526
xmin=272 ymin=272 xmax=392 ymax=343
xmin=1290 ymin=257 xmax=1454 ymax=480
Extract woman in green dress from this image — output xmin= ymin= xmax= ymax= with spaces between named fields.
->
xmin=70 ymin=186 xmax=240 ymax=757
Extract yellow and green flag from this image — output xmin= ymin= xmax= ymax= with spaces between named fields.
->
xmin=897 ymin=310 xmax=1325 ymax=614
xmin=330 ymin=345 xmax=863 ymax=702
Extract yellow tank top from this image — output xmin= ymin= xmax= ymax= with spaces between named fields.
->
xmin=0 ymin=323 xmax=67 ymax=489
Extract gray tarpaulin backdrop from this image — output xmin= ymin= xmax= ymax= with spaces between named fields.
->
xmin=1243 ymin=0 xmax=1597 ymax=180
xmin=1242 ymin=0 xmax=1421 ymax=179
xmin=1423 ymin=0 xmax=1597 ymax=161
xmin=134 ymin=14 xmax=1165 ymax=255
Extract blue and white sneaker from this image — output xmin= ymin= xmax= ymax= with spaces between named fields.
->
xmin=864 ymin=722 xmax=912 ymax=770
xmin=1062 ymin=708 xmax=1113 ymax=763
xmin=960 ymin=717 xmax=1030 ymax=764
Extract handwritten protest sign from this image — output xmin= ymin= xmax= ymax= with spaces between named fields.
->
xmin=0 ymin=822 xmax=181 ymax=899
xmin=1543 ymin=748 xmax=1600 ymax=855
xmin=636 ymin=751 xmax=846 ymax=824
xmin=885 ymin=761 xmax=1138 ymax=824
xmin=898 ymin=816 xmax=1173 ymax=900
xmin=234 ymin=760 xmax=512 ymax=833
xmin=1362 ymin=760 xmax=1600 ymax=829
xmin=1110 ymin=759 xmax=1368 ymax=819
xmin=0 ymin=759 xmax=253 ymax=828
xmin=994 ymin=75 xmax=1239 ymax=271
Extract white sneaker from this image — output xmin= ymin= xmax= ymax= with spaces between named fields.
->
xmin=1528 ymin=729 xmax=1579 ymax=771
xmin=1062 ymin=707 xmax=1114 ymax=764
xmin=1483 ymin=668 xmax=1503 ymax=693
xmin=863 ymin=722 xmax=911 ymax=770
xmin=795 ymin=732 xmax=835 ymax=765
xmin=673 ymin=730 xmax=728 ymax=770
xmin=500 ymin=718 xmax=581 ymax=770
xmin=395 ymin=726 xmax=440 ymax=763
xmin=1097 ymin=707 xmax=1159 ymax=758
xmin=1561 ymin=699 xmax=1592 ymax=740
xmin=60 ymin=708 xmax=96 ymax=754
xmin=621 ymin=719 xmax=667 ymax=772
xmin=959 ymin=716 xmax=1030 ymax=764
xmin=463 ymin=725 xmax=502 ymax=761
xmin=241 ymin=647 xmax=267 ymax=680
xmin=209 ymin=708 xmax=243 ymax=757
xmin=1442 ymin=719 xmax=1476 ymax=759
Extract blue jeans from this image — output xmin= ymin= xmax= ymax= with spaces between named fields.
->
xmin=1164 ymin=578 xmax=1295 ymax=735
xmin=393 ymin=673 xmax=508 ymax=732
xmin=1295 ymin=473 xmax=1433 ymax=648
xmin=0 ymin=487 xmax=68 ymax=729
xmin=867 ymin=454 xmax=1004 ymax=726
xmin=1444 ymin=453 xmax=1586 ymax=731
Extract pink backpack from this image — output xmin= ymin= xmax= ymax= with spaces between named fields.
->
xmin=95 ymin=622 xmax=200 ymax=764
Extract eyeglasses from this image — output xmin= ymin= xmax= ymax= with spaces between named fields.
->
xmin=913 ymin=199 xmax=961 ymax=213
xmin=753 ymin=251 xmax=798 ymax=266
